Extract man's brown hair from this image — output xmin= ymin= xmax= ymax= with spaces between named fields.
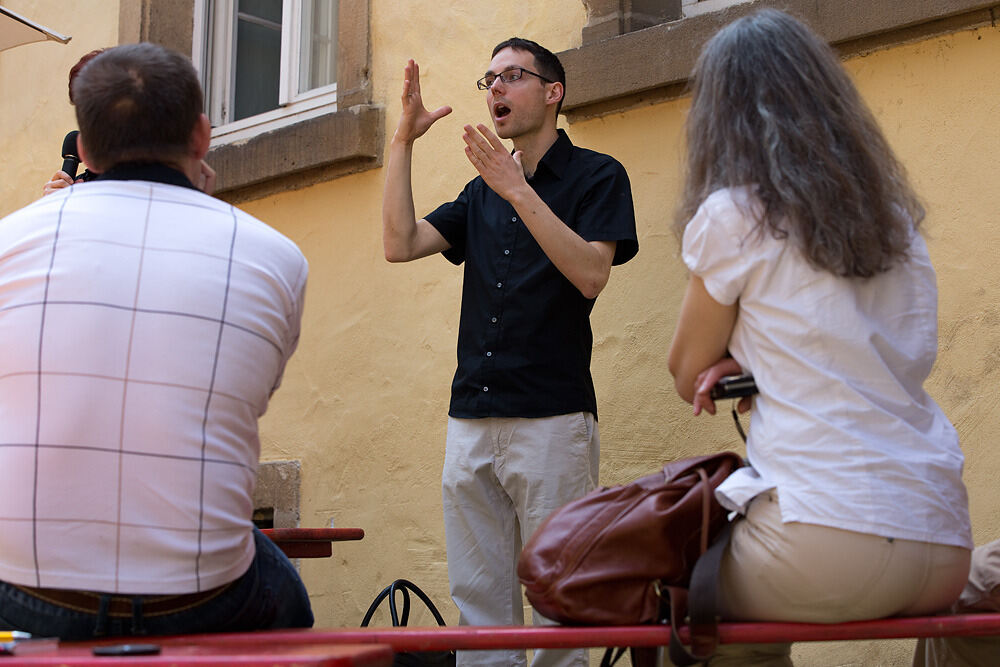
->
xmin=72 ymin=43 xmax=203 ymax=172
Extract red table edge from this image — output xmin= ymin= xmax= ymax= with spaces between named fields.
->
xmin=261 ymin=528 xmax=364 ymax=559
xmin=0 ymin=643 xmax=393 ymax=666
xmin=260 ymin=528 xmax=365 ymax=542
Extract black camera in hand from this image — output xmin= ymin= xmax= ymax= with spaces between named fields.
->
xmin=709 ymin=373 xmax=758 ymax=400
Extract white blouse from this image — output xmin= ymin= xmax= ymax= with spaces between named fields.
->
xmin=683 ymin=186 xmax=972 ymax=549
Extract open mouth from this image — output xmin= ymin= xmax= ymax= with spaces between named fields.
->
xmin=493 ymin=103 xmax=511 ymax=119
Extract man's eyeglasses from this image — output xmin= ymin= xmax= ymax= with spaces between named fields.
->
xmin=477 ymin=67 xmax=554 ymax=90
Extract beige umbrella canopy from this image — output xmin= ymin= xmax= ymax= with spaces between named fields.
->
xmin=0 ymin=5 xmax=70 ymax=53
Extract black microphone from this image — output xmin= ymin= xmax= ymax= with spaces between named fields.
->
xmin=61 ymin=130 xmax=81 ymax=180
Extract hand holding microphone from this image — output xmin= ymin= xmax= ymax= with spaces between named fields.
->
xmin=43 ymin=131 xmax=87 ymax=197
xmin=61 ymin=130 xmax=81 ymax=179
xmin=45 ymin=130 xmax=217 ymax=197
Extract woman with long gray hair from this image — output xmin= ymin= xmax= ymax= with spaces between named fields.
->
xmin=668 ymin=9 xmax=972 ymax=665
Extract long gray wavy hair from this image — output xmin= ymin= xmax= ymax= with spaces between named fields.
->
xmin=676 ymin=9 xmax=923 ymax=278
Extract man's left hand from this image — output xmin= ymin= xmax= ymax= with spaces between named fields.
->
xmin=197 ymin=160 xmax=217 ymax=196
xmin=462 ymin=124 xmax=527 ymax=202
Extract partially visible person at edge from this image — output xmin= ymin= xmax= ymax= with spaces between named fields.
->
xmin=381 ymin=37 xmax=638 ymax=667
xmin=912 ymin=538 xmax=1000 ymax=666
xmin=42 ymin=48 xmax=216 ymax=197
xmin=0 ymin=42 xmax=312 ymax=639
xmin=667 ymin=10 xmax=971 ymax=666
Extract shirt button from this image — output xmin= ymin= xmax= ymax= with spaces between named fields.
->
xmin=504 ymin=249 xmax=510 ymax=255
xmin=496 ymin=282 xmax=502 ymax=288
xmin=491 ymin=317 xmax=497 ymax=323
xmin=511 ymin=217 xmax=517 ymax=222
xmin=483 ymin=386 xmax=489 ymax=392
xmin=486 ymin=351 xmax=493 ymax=357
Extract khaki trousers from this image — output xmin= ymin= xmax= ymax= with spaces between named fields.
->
xmin=442 ymin=414 xmax=599 ymax=667
xmin=705 ymin=492 xmax=971 ymax=666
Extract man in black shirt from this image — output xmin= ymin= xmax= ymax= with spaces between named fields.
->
xmin=382 ymin=37 xmax=637 ymax=667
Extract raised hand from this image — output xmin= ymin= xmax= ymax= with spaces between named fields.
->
xmin=462 ymin=123 xmax=526 ymax=202
xmin=394 ymin=60 xmax=452 ymax=144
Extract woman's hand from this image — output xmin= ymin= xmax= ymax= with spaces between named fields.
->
xmin=692 ymin=357 xmax=752 ymax=416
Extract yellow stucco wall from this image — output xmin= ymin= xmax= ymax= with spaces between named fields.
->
xmin=1 ymin=3 xmax=999 ymax=665
xmin=1 ymin=0 xmax=118 ymax=212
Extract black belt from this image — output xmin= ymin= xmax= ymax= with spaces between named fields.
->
xmin=13 ymin=581 xmax=231 ymax=618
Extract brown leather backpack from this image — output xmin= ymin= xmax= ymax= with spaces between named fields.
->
xmin=517 ymin=452 xmax=742 ymax=663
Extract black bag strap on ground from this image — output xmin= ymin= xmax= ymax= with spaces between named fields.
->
xmin=599 ymin=646 xmax=627 ymax=666
xmin=599 ymin=645 xmax=659 ymax=667
xmin=362 ymin=579 xmax=448 ymax=628
xmin=361 ymin=579 xmax=455 ymax=667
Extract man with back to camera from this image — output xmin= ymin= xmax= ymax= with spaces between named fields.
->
xmin=382 ymin=37 xmax=638 ymax=667
xmin=0 ymin=43 xmax=312 ymax=639
xmin=41 ymin=48 xmax=216 ymax=198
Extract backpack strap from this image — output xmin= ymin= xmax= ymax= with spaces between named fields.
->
xmin=668 ymin=520 xmax=734 ymax=665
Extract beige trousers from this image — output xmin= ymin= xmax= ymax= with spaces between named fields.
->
xmin=441 ymin=414 xmax=599 ymax=667
xmin=704 ymin=492 xmax=971 ymax=666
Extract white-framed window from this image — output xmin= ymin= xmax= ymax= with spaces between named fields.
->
xmin=681 ymin=0 xmax=753 ymax=18
xmin=193 ymin=0 xmax=339 ymax=144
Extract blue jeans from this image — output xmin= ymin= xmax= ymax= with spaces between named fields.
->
xmin=0 ymin=528 xmax=313 ymax=640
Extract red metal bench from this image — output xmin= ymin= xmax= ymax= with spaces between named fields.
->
xmin=167 ymin=614 xmax=1000 ymax=651
xmin=7 ymin=616 xmax=997 ymax=664
xmin=261 ymin=528 xmax=365 ymax=559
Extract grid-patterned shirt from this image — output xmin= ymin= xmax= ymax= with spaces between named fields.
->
xmin=0 ymin=167 xmax=308 ymax=594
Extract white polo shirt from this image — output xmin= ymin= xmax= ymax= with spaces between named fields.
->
xmin=683 ymin=186 xmax=971 ymax=550
xmin=0 ymin=175 xmax=308 ymax=593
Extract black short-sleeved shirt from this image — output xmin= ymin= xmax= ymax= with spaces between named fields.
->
xmin=425 ymin=129 xmax=638 ymax=420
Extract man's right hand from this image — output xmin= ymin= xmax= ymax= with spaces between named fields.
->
xmin=393 ymin=60 xmax=452 ymax=144
xmin=42 ymin=170 xmax=76 ymax=197
xmin=382 ymin=59 xmax=453 ymax=263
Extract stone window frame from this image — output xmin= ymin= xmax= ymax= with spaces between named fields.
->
xmin=560 ymin=0 xmax=1000 ymax=121
xmin=253 ymin=460 xmax=302 ymax=529
xmin=118 ymin=0 xmax=382 ymax=203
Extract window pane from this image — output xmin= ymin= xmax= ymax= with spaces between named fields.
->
xmin=234 ymin=0 xmax=282 ymax=121
xmin=299 ymin=0 xmax=338 ymax=93
xmin=240 ymin=0 xmax=282 ymax=23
